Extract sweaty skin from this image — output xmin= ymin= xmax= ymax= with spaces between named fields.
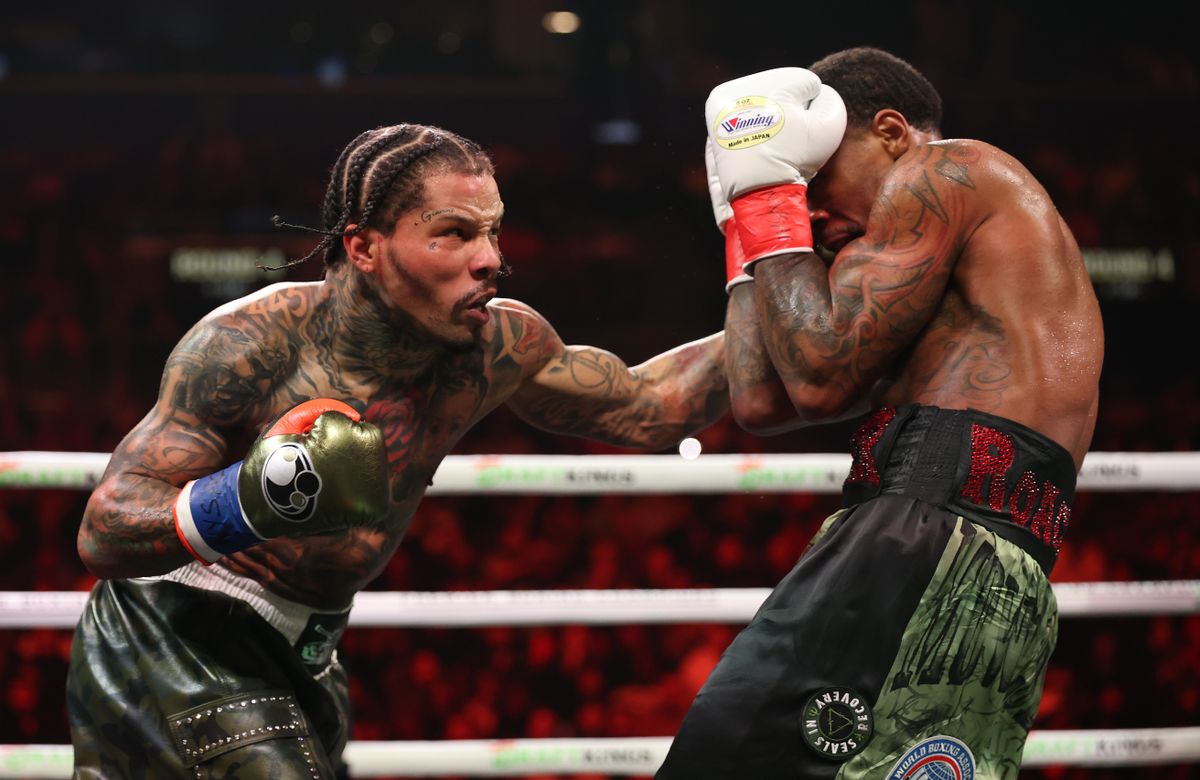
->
xmin=78 ymin=173 xmax=727 ymax=609
xmin=729 ymin=135 xmax=1103 ymax=469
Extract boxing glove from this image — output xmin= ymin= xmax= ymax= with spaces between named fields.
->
xmin=704 ymin=68 xmax=846 ymax=271
xmin=174 ymin=398 xmax=390 ymax=564
xmin=705 ymin=138 xmax=752 ymax=292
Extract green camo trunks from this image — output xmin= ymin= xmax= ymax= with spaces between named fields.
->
xmin=658 ymin=405 xmax=1075 ymax=780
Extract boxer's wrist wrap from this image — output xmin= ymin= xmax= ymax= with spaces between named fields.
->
xmin=174 ymin=462 xmax=264 ymax=564
xmin=731 ymin=183 xmax=814 ymax=272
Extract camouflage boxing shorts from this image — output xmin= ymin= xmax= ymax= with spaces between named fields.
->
xmin=67 ymin=570 xmax=352 ymax=779
xmin=656 ymin=498 xmax=1057 ymax=780
xmin=658 ymin=406 xmax=1073 ymax=780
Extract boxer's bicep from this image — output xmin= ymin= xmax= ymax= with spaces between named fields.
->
xmin=499 ymin=300 xmax=724 ymax=447
xmin=108 ymin=317 xmax=283 ymax=488
xmin=756 ymin=144 xmax=976 ymax=411
xmin=80 ymin=320 xmax=277 ymax=567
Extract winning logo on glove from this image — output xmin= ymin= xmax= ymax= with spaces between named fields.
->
xmin=260 ymin=443 xmax=323 ymax=522
xmin=712 ymin=96 xmax=785 ymax=150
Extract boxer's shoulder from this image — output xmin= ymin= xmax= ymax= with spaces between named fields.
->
xmin=484 ymin=297 xmax=563 ymax=367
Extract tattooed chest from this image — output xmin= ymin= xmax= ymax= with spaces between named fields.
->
xmin=360 ymin=394 xmax=446 ymax=499
xmin=262 ymin=366 xmax=490 ymax=504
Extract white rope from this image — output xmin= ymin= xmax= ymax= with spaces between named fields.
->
xmin=4 ymin=450 xmax=1200 ymax=493
xmin=2 ymin=727 xmax=1198 ymax=777
xmin=3 ymin=581 xmax=1196 ymax=629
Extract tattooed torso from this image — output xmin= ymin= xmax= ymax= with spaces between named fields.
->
xmin=82 ymin=275 xmax=726 ymax=608
xmin=753 ymin=140 xmax=1103 ymax=466
xmin=871 ymin=141 xmax=1102 ymax=465
xmin=177 ymin=284 xmax=532 ymax=606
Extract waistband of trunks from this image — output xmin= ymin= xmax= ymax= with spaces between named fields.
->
xmin=842 ymin=404 xmax=1077 ymax=574
xmin=143 ymin=561 xmax=352 ymax=648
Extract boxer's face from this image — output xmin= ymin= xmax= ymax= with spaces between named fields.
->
xmin=807 ymin=127 xmax=892 ymax=255
xmin=809 ymin=111 xmax=940 ymax=257
xmin=376 ymin=172 xmax=505 ymax=349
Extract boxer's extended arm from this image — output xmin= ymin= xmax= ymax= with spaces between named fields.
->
xmin=755 ymin=142 xmax=980 ymax=421
xmin=496 ymin=301 xmax=728 ymax=449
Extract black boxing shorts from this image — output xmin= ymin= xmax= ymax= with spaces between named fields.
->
xmin=67 ymin=564 xmax=352 ymax=780
xmin=657 ymin=405 xmax=1073 ymax=780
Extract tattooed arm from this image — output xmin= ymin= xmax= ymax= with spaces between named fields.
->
xmin=754 ymin=141 xmax=982 ymax=421
xmin=78 ymin=311 xmax=293 ymax=578
xmin=495 ymin=300 xmax=728 ymax=449
xmin=727 ymin=283 xmax=873 ymax=432
xmin=725 ymin=284 xmax=806 ymax=434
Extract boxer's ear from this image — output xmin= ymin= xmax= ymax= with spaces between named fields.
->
xmin=344 ymin=225 xmax=379 ymax=273
xmin=870 ymin=110 xmax=910 ymax=159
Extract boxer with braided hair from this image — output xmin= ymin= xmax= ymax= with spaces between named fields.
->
xmin=68 ymin=123 xmax=728 ymax=779
xmin=272 ymin=124 xmax=503 ymax=273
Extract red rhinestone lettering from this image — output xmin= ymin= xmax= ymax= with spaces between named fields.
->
xmin=961 ymin=424 xmax=1015 ymax=511
xmin=1008 ymin=471 xmax=1040 ymax=525
xmin=846 ymin=407 xmax=897 ymax=485
xmin=1050 ymin=501 xmax=1072 ymax=552
xmin=1027 ymin=480 xmax=1062 ymax=546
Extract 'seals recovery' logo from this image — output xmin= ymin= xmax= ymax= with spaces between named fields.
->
xmin=712 ymin=96 xmax=785 ymax=150
xmin=801 ymin=687 xmax=873 ymax=760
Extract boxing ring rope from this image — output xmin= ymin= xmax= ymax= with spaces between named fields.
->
xmin=3 ymin=728 xmax=1200 ymax=777
xmin=3 ymin=450 xmax=1200 ymax=493
xmin=2 ymin=580 xmax=1198 ymax=628
xmin=1 ymin=449 xmax=1198 ymax=776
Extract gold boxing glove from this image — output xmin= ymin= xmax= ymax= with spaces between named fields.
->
xmin=173 ymin=399 xmax=389 ymax=563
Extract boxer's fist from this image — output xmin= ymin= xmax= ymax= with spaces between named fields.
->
xmin=704 ymin=68 xmax=846 ymax=268
xmin=240 ymin=399 xmax=389 ymax=537
xmin=705 ymin=68 xmax=846 ymax=200
xmin=174 ymin=399 xmax=390 ymax=563
xmin=705 ymin=138 xmax=751 ymax=292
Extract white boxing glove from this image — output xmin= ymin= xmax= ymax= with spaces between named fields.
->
xmin=705 ymin=138 xmax=751 ymax=292
xmin=704 ymin=67 xmax=846 ymax=270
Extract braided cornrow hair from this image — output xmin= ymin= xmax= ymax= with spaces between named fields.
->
xmin=267 ymin=123 xmax=495 ymax=270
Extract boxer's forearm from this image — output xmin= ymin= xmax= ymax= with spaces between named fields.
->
xmin=510 ymin=333 xmax=727 ymax=450
xmin=79 ymin=473 xmax=194 ymax=578
xmin=620 ymin=332 xmax=728 ymax=449
xmin=725 ymin=284 xmax=805 ymax=434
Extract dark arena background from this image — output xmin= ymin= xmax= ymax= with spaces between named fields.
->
xmin=1 ymin=2 xmax=1198 ymax=778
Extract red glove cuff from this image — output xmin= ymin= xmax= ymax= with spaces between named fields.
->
xmin=730 ymin=183 xmax=814 ymax=271
xmin=724 ymin=216 xmax=752 ymax=292
xmin=266 ymin=398 xmax=361 ymax=437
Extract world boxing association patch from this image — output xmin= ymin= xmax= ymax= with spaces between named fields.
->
xmin=800 ymin=687 xmax=873 ymax=760
xmin=886 ymin=735 xmax=976 ymax=779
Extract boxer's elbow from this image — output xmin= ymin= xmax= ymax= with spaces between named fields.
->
xmin=731 ymin=387 xmax=803 ymax=434
xmin=77 ymin=516 xmax=116 ymax=579
xmin=77 ymin=489 xmax=134 ymax=579
xmin=785 ymin=381 xmax=859 ymax=425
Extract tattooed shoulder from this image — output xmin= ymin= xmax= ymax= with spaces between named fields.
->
xmin=488 ymin=298 xmax=562 ymax=371
xmin=165 ymin=297 xmax=301 ymax=426
xmin=924 ymin=139 xmax=984 ymax=189
xmin=864 ymin=140 xmax=991 ymax=257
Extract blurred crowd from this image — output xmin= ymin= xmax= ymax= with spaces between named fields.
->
xmin=2 ymin=3 xmax=1199 ymax=778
